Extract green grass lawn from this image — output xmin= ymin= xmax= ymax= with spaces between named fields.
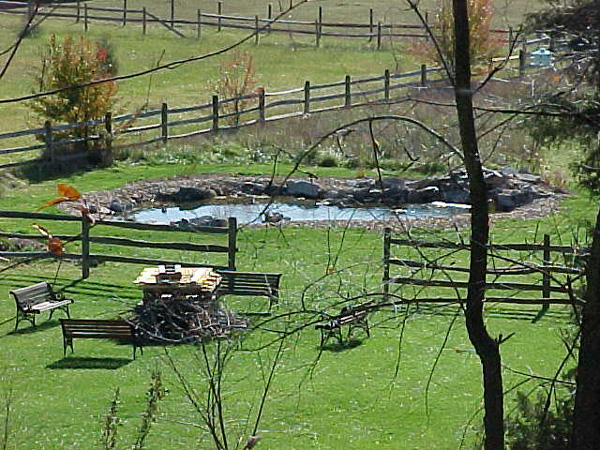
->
xmin=0 ymin=160 xmax=592 ymax=449
xmin=0 ymin=0 xmax=585 ymax=446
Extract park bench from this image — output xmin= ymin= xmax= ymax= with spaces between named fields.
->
xmin=315 ymin=301 xmax=373 ymax=346
xmin=11 ymin=281 xmax=74 ymax=331
xmin=60 ymin=319 xmax=142 ymax=359
xmin=216 ymin=270 xmax=282 ymax=310
xmin=382 ymin=228 xmax=585 ymax=321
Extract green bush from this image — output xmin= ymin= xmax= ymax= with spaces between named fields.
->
xmin=505 ymin=386 xmax=574 ymax=449
xmin=30 ymin=34 xmax=118 ymax=169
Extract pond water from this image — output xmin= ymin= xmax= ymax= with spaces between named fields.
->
xmin=129 ymin=201 xmax=469 ymax=225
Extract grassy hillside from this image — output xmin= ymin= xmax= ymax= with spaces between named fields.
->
xmin=0 ymin=161 xmax=590 ymax=448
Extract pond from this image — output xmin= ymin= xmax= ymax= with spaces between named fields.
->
xmin=129 ymin=201 xmax=470 ymax=225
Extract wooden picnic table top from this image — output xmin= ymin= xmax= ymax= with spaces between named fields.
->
xmin=134 ymin=266 xmax=222 ymax=294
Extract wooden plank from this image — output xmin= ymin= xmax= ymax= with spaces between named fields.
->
xmin=92 ymin=253 xmax=228 ymax=269
xmin=390 ymin=238 xmax=587 ymax=254
xmin=88 ymin=235 xmax=229 ymax=253
xmin=389 ymin=276 xmax=570 ymax=293
xmin=0 ymin=126 xmax=45 ymax=140
xmin=388 ymin=258 xmax=583 ymax=275
xmin=95 ymin=218 xmax=229 ymax=234
xmin=392 ymin=297 xmax=580 ymax=305
xmin=0 ymin=210 xmax=81 ymax=222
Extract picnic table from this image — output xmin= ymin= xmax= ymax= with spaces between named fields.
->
xmin=134 ymin=265 xmax=222 ymax=303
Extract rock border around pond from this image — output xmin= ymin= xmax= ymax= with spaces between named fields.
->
xmin=62 ymin=168 xmax=563 ymax=229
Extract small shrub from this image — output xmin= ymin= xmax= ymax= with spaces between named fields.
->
xmin=214 ymin=50 xmax=257 ymax=126
xmin=505 ymin=385 xmax=574 ymax=449
xmin=318 ymin=154 xmax=339 ymax=167
xmin=30 ymin=34 xmax=118 ymax=169
xmin=410 ymin=0 xmax=501 ymax=72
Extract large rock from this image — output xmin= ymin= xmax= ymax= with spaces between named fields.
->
xmin=443 ymin=189 xmax=470 ymax=204
xmin=407 ymin=186 xmax=441 ymax=203
xmin=156 ymin=187 xmax=215 ymax=203
xmin=382 ymin=177 xmax=406 ymax=192
xmin=285 ymin=180 xmax=319 ymax=199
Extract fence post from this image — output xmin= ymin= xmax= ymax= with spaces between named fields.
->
xmin=508 ymin=26 xmax=513 ymax=48
xmin=217 ymin=1 xmax=222 ymax=31
xmin=122 ymin=0 xmax=127 ymax=26
xmin=344 ymin=75 xmax=351 ymax=107
xmin=303 ymin=81 xmax=310 ymax=114
xmin=84 ymin=3 xmax=88 ymax=32
xmin=44 ymin=120 xmax=55 ymax=165
xmin=384 ymin=69 xmax=390 ymax=102
xmin=267 ymin=3 xmax=272 ymax=34
xmin=258 ymin=87 xmax=265 ymax=123
xmin=76 ymin=0 xmax=80 ymax=23
xmin=142 ymin=7 xmax=147 ymax=35
xmin=170 ymin=0 xmax=175 ymax=28
xmin=383 ymin=227 xmax=391 ymax=301
xmin=318 ymin=6 xmax=323 ymax=34
xmin=197 ymin=9 xmax=201 ymax=38
xmin=377 ymin=22 xmax=382 ymax=50
xmin=369 ymin=8 xmax=374 ymax=42
xmin=228 ymin=217 xmax=237 ymax=270
xmin=104 ymin=111 xmax=113 ymax=158
xmin=532 ymin=233 xmax=552 ymax=322
xmin=519 ymin=49 xmax=526 ymax=77
xmin=27 ymin=0 xmax=34 ymax=23
xmin=420 ymin=64 xmax=427 ymax=86
xmin=81 ymin=217 xmax=91 ymax=279
xmin=161 ymin=103 xmax=168 ymax=144
xmin=212 ymin=95 xmax=220 ymax=133
xmin=542 ymin=234 xmax=551 ymax=299
xmin=255 ymin=15 xmax=260 ymax=45
xmin=315 ymin=20 xmax=321 ymax=48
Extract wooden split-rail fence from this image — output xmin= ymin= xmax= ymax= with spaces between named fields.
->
xmin=0 ymin=210 xmax=238 ymax=279
xmin=383 ymin=229 xmax=587 ymax=317
xmin=0 ymin=54 xmax=544 ymax=171
xmin=0 ymin=0 xmax=515 ymax=47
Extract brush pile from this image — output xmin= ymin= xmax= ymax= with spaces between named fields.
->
xmin=132 ymin=294 xmax=249 ymax=343
xmin=133 ymin=265 xmax=249 ymax=343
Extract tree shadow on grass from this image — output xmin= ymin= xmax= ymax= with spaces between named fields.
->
xmin=319 ymin=338 xmax=364 ymax=352
xmin=47 ymin=357 xmax=132 ymax=370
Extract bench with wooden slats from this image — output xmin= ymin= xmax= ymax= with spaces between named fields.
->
xmin=11 ymin=281 xmax=74 ymax=331
xmin=216 ymin=271 xmax=282 ymax=310
xmin=315 ymin=302 xmax=373 ymax=346
xmin=60 ymin=319 xmax=142 ymax=359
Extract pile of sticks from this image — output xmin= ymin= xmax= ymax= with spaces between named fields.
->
xmin=132 ymin=294 xmax=248 ymax=343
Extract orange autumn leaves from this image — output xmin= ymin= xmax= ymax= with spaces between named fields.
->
xmin=33 ymin=184 xmax=84 ymax=256
xmin=31 ymin=224 xmax=64 ymax=256
xmin=41 ymin=183 xmax=82 ymax=208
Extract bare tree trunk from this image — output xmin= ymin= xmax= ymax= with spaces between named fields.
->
xmin=572 ymin=208 xmax=600 ymax=449
xmin=452 ymin=0 xmax=504 ymax=448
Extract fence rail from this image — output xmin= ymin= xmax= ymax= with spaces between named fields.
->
xmin=383 ymin=230 xmax=587 ymax=317
xmin=0 ymin=210 xmax=238 ymax=278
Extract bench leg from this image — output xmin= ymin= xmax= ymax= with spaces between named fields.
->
xmin=49 ymin=305 xmax=71 ymax=321
xmin=16 ymin=312 xmax=36 ymax=330
xmin=63 ymin=337 xmax=74 ymax=357
xmin=133 ymin=342 xmax=143 ymax=360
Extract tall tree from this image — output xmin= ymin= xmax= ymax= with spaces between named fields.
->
xmin=452 ymin=0 xmax=504 ymax=447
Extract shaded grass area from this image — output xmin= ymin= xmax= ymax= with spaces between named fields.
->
xmin=0 ymin=160 xmax=592 ymax=448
